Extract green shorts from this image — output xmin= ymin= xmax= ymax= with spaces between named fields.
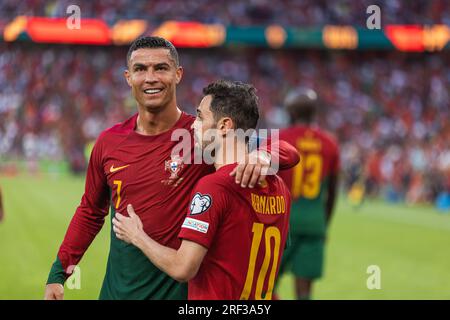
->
xmin=280 ymin=235 xmax=325 ymax=280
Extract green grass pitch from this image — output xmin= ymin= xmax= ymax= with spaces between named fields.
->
xmin=1 ymin=173 xmax=450 ymax=299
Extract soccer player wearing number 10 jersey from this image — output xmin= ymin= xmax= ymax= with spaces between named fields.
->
xmin=112 ymin=80 xmax=294 ymax=300
xmin=45 ymin=37 xmax=299 ymax=300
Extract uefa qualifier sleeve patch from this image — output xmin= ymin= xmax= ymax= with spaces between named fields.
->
xmin=182 ymin=217 xmax=210 ymax=234
xmin=190 ymin=192 xmax=212 ymax=215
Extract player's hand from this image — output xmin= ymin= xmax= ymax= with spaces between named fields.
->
xmin=113 ymin=204 xmax=144 ymax=245
xmin=230 ymin=150 xmax=271 ymax=188
xmin=44 ymin=283 xmax=64 ymax=300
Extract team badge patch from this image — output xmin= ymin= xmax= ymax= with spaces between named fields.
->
xmin=162 ymin=155 xmax=185 ymax=186
xmin=190 ymin=192 xmax=212 ymax=215
xmin=165 ymin=155 xmax=184 ymax=177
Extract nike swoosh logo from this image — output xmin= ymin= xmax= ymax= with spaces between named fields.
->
xmin=110 ymin=164 xmax=130 ymax=173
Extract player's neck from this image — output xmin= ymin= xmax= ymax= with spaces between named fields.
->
xmin=135 ymin=104 xmax=182 ymax=136
xmin=214 ymin=140 xmax=248 ymax=170
xmin=294 ymin=120 xmax=314 ymax=126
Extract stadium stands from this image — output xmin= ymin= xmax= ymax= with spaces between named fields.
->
xmin=0 ymin=1 xmax=449 ymax=205
xmin=0 ymin=0 xmax=449 ymax=26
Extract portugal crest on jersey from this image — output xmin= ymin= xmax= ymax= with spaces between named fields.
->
xmin=162 ymin=155 xmax=185 ymax=186
xmin=166 ymin=157 xmax=183 ymax=175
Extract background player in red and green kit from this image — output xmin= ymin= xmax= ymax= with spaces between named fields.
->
xmin=44 ymin=37 xmax=299 ymax=300
xmin=112 ymin=80 xmax=296 ymax=299
xmin=277 ymin=88 xmax=340 ymax=300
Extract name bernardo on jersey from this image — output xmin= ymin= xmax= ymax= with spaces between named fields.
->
xmin=187 ymin=192 xmax=287 ymax=217
xmin=183 ymin=193 xmax=287 ymax=235
xmin=251 ymin=194 xmax=287 ymax=215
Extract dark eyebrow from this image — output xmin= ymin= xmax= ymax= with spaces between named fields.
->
xmin=154 ymin=62 xmax=171 ymax=68
xmin=132 ymin=63 xmax=147 ymax=69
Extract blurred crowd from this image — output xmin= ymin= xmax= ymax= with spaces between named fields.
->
xmin=0 ymin=42 xmax=449 ymax=204
xmin=0 ymin=0 xmax=449 ymax=27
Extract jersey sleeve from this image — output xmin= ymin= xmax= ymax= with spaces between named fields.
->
xmin=178 ymin=177 xmax=228 ymax=249
xmin=47 ymin=135 xmax=110 ymax=284
xmin=258 ymin=138 xmax=300 ymax=171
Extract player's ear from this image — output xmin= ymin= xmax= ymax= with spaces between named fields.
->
xmin=175 ymin=66 xmax=183 ymax=84
xmin=218 ymin=117 xmax=233 ymax=136
xmin=124 ymin=69 xmax=132 ymax=87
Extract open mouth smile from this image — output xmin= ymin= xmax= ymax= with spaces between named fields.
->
xmin=143 ymin=88 xmax=163 ymax=95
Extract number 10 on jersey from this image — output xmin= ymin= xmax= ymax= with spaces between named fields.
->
xmin=240 ymin=223 xmax=281 ymax=300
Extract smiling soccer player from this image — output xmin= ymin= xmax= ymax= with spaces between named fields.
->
xmin=44 ymin=37 xmax=299 ymax=300
xmin=112 ymin=80 xmax=294 ymax=300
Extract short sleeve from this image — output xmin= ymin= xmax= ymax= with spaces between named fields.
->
xmin=178 ymin=176 xmax=228 ymax=249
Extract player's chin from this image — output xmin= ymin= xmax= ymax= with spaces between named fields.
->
xmin=141 ymin=100 xmax=166 ymax=112
xmin=145 ymin=94 xmax=170 ymax=106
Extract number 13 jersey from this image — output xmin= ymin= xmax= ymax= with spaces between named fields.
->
xmin=279 ymin=125 xmax=340 ymax=236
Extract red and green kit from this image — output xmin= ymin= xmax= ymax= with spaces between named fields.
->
xmin=279 ymin=126 xmax=340 ymax=236
xmin=179 ymin=164 xmax=291 ymax=300
xmin=47 ymin=113 xmax=299 ymax=299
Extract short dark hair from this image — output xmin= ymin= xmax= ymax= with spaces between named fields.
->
xmin=203 ymin=80 xmax=259 ymax=132
xmin=284 ymin=87 xmax=318 ymax=124
xmin=127 ymin=36 xmax=179 ymax=67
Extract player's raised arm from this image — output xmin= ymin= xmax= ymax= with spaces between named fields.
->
xmin=45 ymin=138 xmax=110 ymax=300
xmin=230 ymin=139 xmax=300 ymax=188
xmin=265 ymin=139 xmax=300 ymax=170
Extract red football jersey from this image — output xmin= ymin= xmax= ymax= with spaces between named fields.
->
xmin=53 ymin=112 xmax=215 ymax=298
xmin=279 ymin=125 xmax=340 ymax=202
xmin=178 ymin=164 xmax=291 ymax=300
xmin=59 ymin=112 xmax=210 ymax=251
xmin=50 ymin=112 xmax=300 ymax=299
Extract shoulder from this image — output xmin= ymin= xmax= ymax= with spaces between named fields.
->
xmin=188 ymin=169 xmax=232 ymax=215
xmin=182 ymin=112 xmax=196 ymax=123
xmin=178 ymin=112 xmax=195 ymax=129
xmin=96 ymin=114 xmax=137 ymax=144
xmin=89 ymin=114 xmax=137 ymax=159
xmin=279 ymin=126 xmax=296 ymax=139
xmin=279 ymin=125 xmax=306 ymax=143
xmin=317 ymin=129 xmax=339 ymax=152
xmin=194 ymin=168 xmax=232 ymax=193
xmin=192 ymin=165 xmax=238 ymax=203
xmin=269 ymin=174 xmax=290 ymax=195
xmin=97 ymin=114 xmax=137 ymax=141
